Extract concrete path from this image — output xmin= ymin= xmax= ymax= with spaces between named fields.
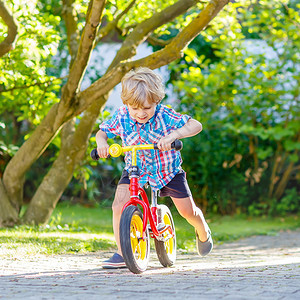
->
xmin=1 ymin=229 xmax=300 ymax=299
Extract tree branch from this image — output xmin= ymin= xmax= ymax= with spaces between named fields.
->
xmin=62 ymin=0 xmax=80 ymax=64
xmin=0 ymin=77 xmax=66 ymax=94
xmin=146 ymin=34 xmax=172 ymax=47
xmin=133 ymin=0 xmax=230 ymax=68
xmin=77 ymin=0 xmax=229 ymax=111
xmin=60 ymin=0 xmax=106 ymax=104
xmin=95 ymin=0 xmax=137 ymax=44
xmin=0 ymin=0 xmax=18 ymax=57
xmin=109 ymin=0 xmax=199 ymax=69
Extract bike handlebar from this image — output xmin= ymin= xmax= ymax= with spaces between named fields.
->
xmin=90 ymin=148 xmax=101 ymax=161
xmin=90 ymin=139 xmax=183 ymax=161
xmin=153 ymin=139 xmax=182 ymax=151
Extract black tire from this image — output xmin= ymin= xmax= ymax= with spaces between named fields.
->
xmin=154 ymin=204 xmax=176 ymax=267
xmin=119 ymin=205 xmax=150 ymax=274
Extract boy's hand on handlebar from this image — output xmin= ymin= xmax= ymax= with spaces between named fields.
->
xmin=157 ymin=135 xmax=176 ymax=151
xmin=97 ymin=144 xmax=110 ymax=158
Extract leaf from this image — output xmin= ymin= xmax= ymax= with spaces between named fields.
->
xmin=284 ymin=140 xmax=300 ymax=152
xmin=289 ymin=154 xmax=299 ymax=163
xmin=257 ymin=147 xmax=273 ymax=160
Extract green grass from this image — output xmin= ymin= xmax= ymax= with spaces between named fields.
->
xmin=175 ymin=213 xmax=300 ymax=252
xmin=0 ymin=203 xmax=299 ymax=256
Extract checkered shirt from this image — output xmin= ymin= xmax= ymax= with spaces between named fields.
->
xmin=99 ymin=104 xmax=191 ymax=190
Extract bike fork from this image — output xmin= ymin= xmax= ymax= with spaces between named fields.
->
xmin=150 ymin=190 xmax=165 ymax=231
xmin=149 ymin=189 xmax=174 ymax=241
xmin=150 ymin=189 xmax=159 ymax=225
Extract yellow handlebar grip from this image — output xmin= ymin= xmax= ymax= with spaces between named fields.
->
xmin=109 ymin=144 xmax=123 ymax=157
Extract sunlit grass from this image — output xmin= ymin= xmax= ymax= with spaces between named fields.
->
xmin=175 ymin=212 xmax=300 ymax=252
xmin=0 ymin=203 xmax=299 ymax=256
xmin=0 ymin=204 xmax=116 ymax=257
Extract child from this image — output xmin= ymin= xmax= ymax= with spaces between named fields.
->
xmin=96 ymin=67 xmax=213 ymax=268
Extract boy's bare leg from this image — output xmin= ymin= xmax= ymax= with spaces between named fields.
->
xmin=112 ymin=184 xmax=130 ymax=255
xmin=171 ymin=196 xmax=210 ymax=242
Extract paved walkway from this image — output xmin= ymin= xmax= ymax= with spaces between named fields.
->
xmin=1 ymin=229 xmax=300 ymax=299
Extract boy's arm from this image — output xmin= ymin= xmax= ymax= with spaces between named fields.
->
xmin=171 ymin=118 xmax=202 ymax=139
xmin=157 ymin=118 xmax=202 ymax=151
xmin=96 ymin=130 xmax=110 ymax=158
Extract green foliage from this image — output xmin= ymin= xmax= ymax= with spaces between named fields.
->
xmin=170 ymin=0 xmax=300 ymax=215
xmin=0 ymin=1 xmax=60 ymax=119
xmin=0 ymin=0 xmax=62 ymax=143
xmin=269 ymin=188 xmax=300 ymax=216
xmin=0 ymin=140 xmax=19 ymax=176
xmin=0 ymin=140 xmax=19 ymax=156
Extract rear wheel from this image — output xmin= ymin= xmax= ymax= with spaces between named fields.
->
xmin=120 ymin=205 xmax=150 ymax=274
xmin=154 ymin=204 xmax=176 ymax=267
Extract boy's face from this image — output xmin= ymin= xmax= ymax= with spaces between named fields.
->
xmin=127 ymin=100 xmax=156 ymax=124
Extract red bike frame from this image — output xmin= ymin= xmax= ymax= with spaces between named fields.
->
xmin=122 ymin=170 xmax=173 ymax=239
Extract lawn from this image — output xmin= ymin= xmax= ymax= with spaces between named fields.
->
xmin=0 ymin=203 xmax=299 ymax=256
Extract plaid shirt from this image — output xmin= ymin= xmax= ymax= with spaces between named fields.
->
xmin=99 ymin=104 xmax=191 ymax=190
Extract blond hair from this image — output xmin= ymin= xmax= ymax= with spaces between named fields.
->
xmin=121 ymin=67 xmax=165 ymax=107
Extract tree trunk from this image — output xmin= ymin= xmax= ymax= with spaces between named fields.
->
xmin=268 ymin=143 xmax=282 ymax=198
xmin=273 ymin=160 xmax=296 ymax=200
xmin=2 ymin=103 xmax=65 ymax=210
xmin=23 ymin=96 xmax=108 ymax=224
xmin=0 ymin=180 xmax=19 ymax=226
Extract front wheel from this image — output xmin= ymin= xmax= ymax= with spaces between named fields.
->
xmin=154 ymin=204 xmax=176 ymax=267
xmin=120 ymin=205 xmax=150 ymax=274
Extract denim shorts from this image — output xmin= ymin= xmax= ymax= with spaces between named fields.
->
xmin=118 ymin=169 xmax=192 ymax=199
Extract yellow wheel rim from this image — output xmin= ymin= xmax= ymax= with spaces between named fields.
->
xmin=130 ymin=214 xmax=147 ymax=260
xmin=163 ymin=214 xmax=174 ymax=254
